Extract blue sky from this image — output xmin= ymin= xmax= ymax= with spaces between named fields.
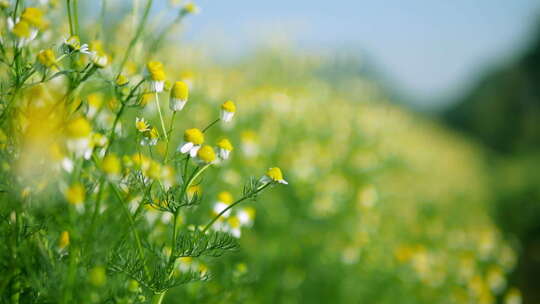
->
xmin=163 ymin=1 xmax=540 ymax=108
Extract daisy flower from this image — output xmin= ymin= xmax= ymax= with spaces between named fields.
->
xmin=65 ymin=117 xmax=92 ymax=157
xmin=178 ymin=128 xmax=204 ymax=157
xmin=63 ymin=35 xmax=90 ymax=54
xmin=213 ymin=191 xmax=233 ymax=218
xmin=135 ymin=117 xmax=150 ymax=133
xmin=220 ymin=100 xmax=236 ymax=122
xmin=147 ymin=61 xmax=166 ymax=92
xmin=260 ymin=167 xmax=288 ymax=185
xmin=216 ymin=138 xmax=233 ymax=160
xmin=141 ymin=127 xmax=159 ymax=146
xmin=196 ymin=145 xmax=216 ymax=164
xmin=169 ymin=81 xmax=189 ymax=111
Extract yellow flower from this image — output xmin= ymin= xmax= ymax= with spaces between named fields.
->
xmin=66 ymin=117 xmax=91 ymax=138
xmin=21 ymin=7 xmax=46 ymax=29
xmin=135 ymin=117 xmax=150 ymax=133
xmin=170 ymin=81 xmax=189 ymax=111
xmin=91 ymin=50 xmax=109 ymax=68
xmin=197 ymin=145 xmax=216 ymax=163
xmin=262 ymin=167 xmax=288 ymax=184
xmin=217 ymin=138 xmax=233 ymax=160
xmin=102 ymin=154 xmax=121 ymax=176
xmin=64 ymin=35 xmax=89 ymax=53
xmin=65 ymin=183 xmax=85 ymax=205
xmin=58 ymin=231 xmax=70 ymax=249
xmin=179 ymin=128 xmax=204 ymax=157
xmin=182 ymin=2 xmax=199 ymax=14
xmin=220 ymin=100 xmax=236 ymax=122
xmin=140 ymin=92 xmax=153 ymax=107
xmin=37 ymin=49 xmax=56 ymax=68
xmin=141 ymin=127 xmax=159 ymax=146
xmin=147 ymin=61 xmax=166 ymax=92
xmin=116 ymin=74 xmax=129 ymax=86
xmin=187 ymin=185 xmax=202 ymax=199
xmin=218 ymin=191 xmax=233 ymax=204
xmin=12 ymin=21 xmax=32 ymax=38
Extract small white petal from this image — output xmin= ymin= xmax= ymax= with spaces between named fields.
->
xmin=179 ymin=142 xmax=194 ymax=153
xmin=189 ymin=145 xmax=201 ymax=158
xmin=220 ymin=110 xmax=234 ymax=122
xmin=169 ymin=98 xmax=187 ymax=112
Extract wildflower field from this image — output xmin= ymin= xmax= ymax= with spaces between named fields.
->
xmin=0 ymin=1 xmax=523 ymax=303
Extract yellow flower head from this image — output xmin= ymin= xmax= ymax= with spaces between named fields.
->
xmin=87 ymin=93 xmax=103 ymax=109
xmin=135 ymin=117 xmax=149 ymax=133
xmin=148 ymin=127 xmax=159 ymax=139
xmin=102 ymin=154 xmax=121 ymax=176
xmin=187 ymin=185 xmax=202 ymax=198
xmin=265 ymin=167 xmax=288 ymax=184
xmin=13 ymin=21 xmax=31 ymax=38
xmin=65 ymin=183 xmax=85 ymax=205
xmin=228 ymin=216 xmax=241 ymax=229
xmin=58 ymin=231 xmax=70 ymax=249
xmin=217 ymin=138 xmax=233 ymax=151
xmin=140 ymin=92 xmax=153 ymax=106
xmin=147 ymin=61 xmax=166 ymax=81
xmin=91 ymin=51 xmax=109 ymax=68
xmin=66 ymin=117 xmax=91 ymax=138
xmin=221 ymin=100 xmax=236 ymax=113
xmin=183 ymin=2 xmax=199 ymax=14
xmin=37 ymin=49 xmax=56 ymax=67
xmin=197 ymin=145 xmax=216 ymax=163
xmin=65 ymin=35 xmax=81 ymax=50
xmin=171 ymin=81 xmax=189 ymax=100
xmin=116 ymin=74 xmax=129 ymax=86
xmin=21 ymin=7 xmax=46 ymax=29
xmin=184 ymin=128 xmax=204 ymax=145
xmin=218 ymin=191 xmax=233 ymax=204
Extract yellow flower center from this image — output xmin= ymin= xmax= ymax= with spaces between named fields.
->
xmin=147 ymin=61 xmax=163 ymax=72
xmin=65 ymin=183 xmax=85 ymax=205
xmin=136 ymin=119 xmax=149 ymax=132
xmin=217 ymin=191 xmax=233 ymax=204
xmin=21 ymin=7 xmax=46 ymax=29
xmin=66 ymin=35 xmax=81 ymax=49
xmin=221 ymin=100 xmax=236 ymax=113
xmin=217 ymin=138 xmax=233 ymax=151
xmin=58 ymin=230 xmax=70 ymax=249
xmin=102 ymin=154 xmax=121 ymax=175
xmin=171 ymin=81 xmax=189 ymax=100
xmin=37 ymin=49 xmax=56 ymax=67
xmin=184 ymin=128 xmax=204 ymax=145
xmin=66 ymin=117 xmax=91 ymax=138
xmin=150 ymin=69 xmax=166 ymax=81
xmin=116 ymin=74 xmax=128 ymax=86
xmin=228 ymin=216 xmax=241 ymax=229
xmin=266 ymin=167 xmax=284 ymax=181
xmin=197 ymin=145 xmax=216 ymax=163
xmin=13 ymin=21 xmax=31 ymax=38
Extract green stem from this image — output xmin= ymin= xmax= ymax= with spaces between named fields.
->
xmin=202 ymin=118 xmax=220 ymax=133
xmin=116 ymin=0 xmax=153 ymax=77
xmin=66 ymin=0 xmax=74 ymax=36
xmin=164 ymin=111 xmax=176 ymax=163
xmin=73 ymin=0 xmax=80 ymax=35
xmin=109 ymin=182 xmax=151 ymax=279
xmin=151 ymin=292 xmax=166 ymax=304
xmin=155 ymin=92 xmax=168 ymax=141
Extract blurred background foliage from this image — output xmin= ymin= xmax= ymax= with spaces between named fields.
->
xmin=444 ymin=22 xmax=540 ymax=304
xmin=1 ymin=1 xmax=539 ymax=303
